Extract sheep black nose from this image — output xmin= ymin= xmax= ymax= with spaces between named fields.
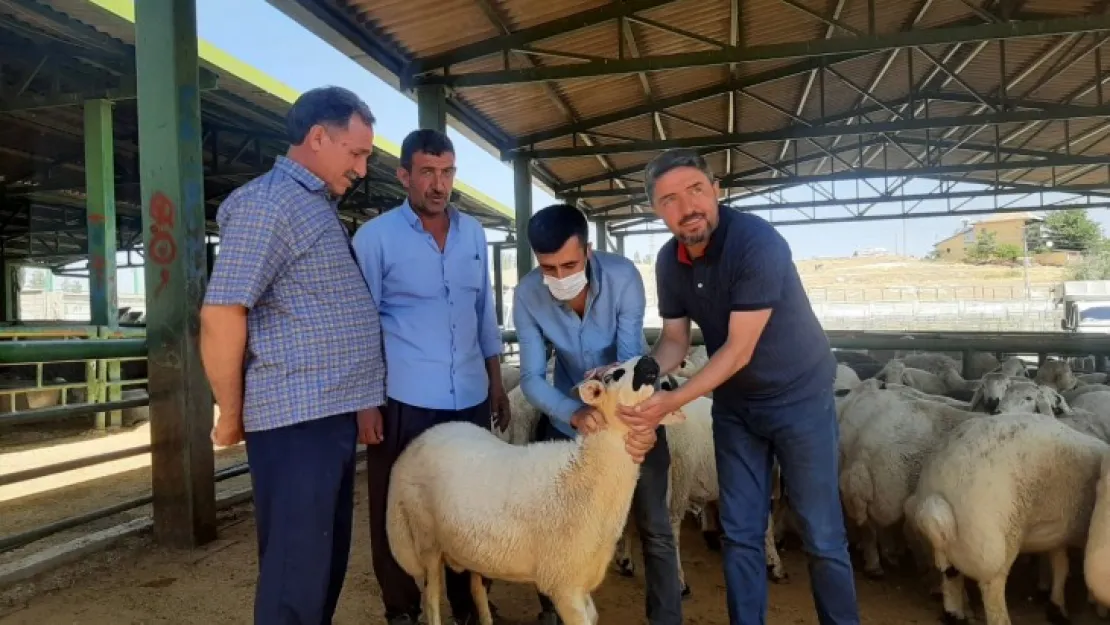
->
xmin=632 ymin=356 xmax=660 ymax=391
xmin=985 ymin=398 xmax=999 ymax=412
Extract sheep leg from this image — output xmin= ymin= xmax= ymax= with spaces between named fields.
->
xmin=469 ymin=572 xmax=493 ymax=625
xmin=765 ymin=512 xmax=788 ymax=583
xmin=859 ymin=523 xmax=885 ymax=579
xmin=421 ymin=557 xmax=444 ymax=625
xmin=585 ymin=594 xmax=599 ymax=625
xmin=1045 ymin=548 xmax=1071 ymax=625
xmin=701 ymin=500 xmax=723 ymax=552
xmin=979 ymin=575 xmax=1013 ymax=625
xmin=940 ymin=570 xmax=970 ymax=624
xmin=614 ymin=518 xmax=636 ymax=577
xmin=1088 ymin=590 xmax=1109 ymax=619
xmin=672 ymin=513 xmax=689 ymax=597
xmin=1037 ymin=553 xmax=1052 ymax=601
xmin=550 ymin=591 xmax=592 ymax=625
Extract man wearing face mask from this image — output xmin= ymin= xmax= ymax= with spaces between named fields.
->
xmin=512 ymin=203 xmax=682 ymax=625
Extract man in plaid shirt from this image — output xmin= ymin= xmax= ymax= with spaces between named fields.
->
xmin=200 ymin=86 xmax=385 ymax=625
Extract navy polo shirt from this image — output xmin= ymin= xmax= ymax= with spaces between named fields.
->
xmin=655 ymin=206 xmax=836 ymax=409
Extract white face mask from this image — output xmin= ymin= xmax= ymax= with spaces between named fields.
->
xmin=543 ymin=270 xmax=588 ymax=301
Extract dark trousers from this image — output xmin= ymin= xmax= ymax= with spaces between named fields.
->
xmin=367 ymin=396 xmax=492 ymax=622
xmin=533 ymin=415 xmax=684 ymax=625
xmin=244 ymin=412 xmax=357 ymax=625
xmin=713 ymin=388 xmax=860 ymax=625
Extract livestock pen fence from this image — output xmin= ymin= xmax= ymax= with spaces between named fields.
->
xmin=3 ymin=327 xmax=1108 ymax=575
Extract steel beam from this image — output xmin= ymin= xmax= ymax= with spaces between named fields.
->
xmin=513 ymin=155 xmax=533 ymax=279
xmin=421 ymin=15 xmax=1110 ymax=87
xmin=0 ymin=70 xmax=220 ymax=114
xmin=82 ymin=99 xmax=118 ymax=329
xmin=416 ymin=83 xmax=448 ymax=132
xmin=402 ymin=0 xmax=681 ymax=82
xmin=507 ymin=52 xmax=878 ymax=149
xmin=134 ymin=0 xmax=216 ymax=549
xmin=608 ymin=200 xmax=1110 ymax=229
xmin=564 ymin=151 xmax=1110 ymax=199
xmin=520 ymin=101 xmax=1110 ymax=159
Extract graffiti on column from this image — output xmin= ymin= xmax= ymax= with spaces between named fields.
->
xmin=149 ymin=191 xmax=178 ymax=297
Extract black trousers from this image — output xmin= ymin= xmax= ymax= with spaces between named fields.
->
xmin=533 ymin=415 xmax=684 ymax=625
xmin=244 ymin=412 xmax=357 ymax=625
xmin=366 ymin=396 xmax=492 ymax=622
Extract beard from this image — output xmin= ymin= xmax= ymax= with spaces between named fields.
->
xmin=676 ymin=217 xmax=714 ymax=246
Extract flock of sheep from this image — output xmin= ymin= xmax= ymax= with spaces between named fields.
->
xmin=834 ymin=350 xmax=1110 ymax=625
xmin=386 ymin=346 xmax=1110 ymax=625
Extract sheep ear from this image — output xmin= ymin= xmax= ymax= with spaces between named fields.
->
xmin=1034 ymin=392 xmax=1055 ymax=416
xmin=578 ymin=379 xmax=605 ymax=406
xmin=659 ymin=409 xmax=686 ymax=426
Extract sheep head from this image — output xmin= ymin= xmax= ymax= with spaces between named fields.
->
xmin=576 ymin=355 xmax=686 ymax=431
xmin=1034 ymin=359 xmax=1078 ymax=392
xmin=993 ymin=381 xmax=1067 ymax=417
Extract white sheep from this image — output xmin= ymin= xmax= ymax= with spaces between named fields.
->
xmin=1087 ymin=455 xmax=1110 ymax=608
xmin=501 ymin=365 xmax=521 ymax=392
xmin=386 ymin=355 xmax=683 ymax=625
xmin=900 ymin=352 xmax=962 ymax=377
xmin=875 ymin=359 xmax=948 ymax=396
xmin=834 ymin=363 xmax=861 ymax=391
xmin=838 ymin=387 xmax=985 ymax=578
xmin=494 ymin=385 xmax=542 ymax=445
xmin=906 ymin=413 xmax=1110 ymax=625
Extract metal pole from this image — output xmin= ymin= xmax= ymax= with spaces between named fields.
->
xmin=513 ymin=155 xmax=534 ymax=280
xmin=84 ymin=99 xmax=119 ymax=328
xmin=135 ymin=0 xmax=217 ymax=548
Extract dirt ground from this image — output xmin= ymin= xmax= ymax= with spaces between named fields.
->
xmin=2 ymin=476 xmax=1106 ymax=625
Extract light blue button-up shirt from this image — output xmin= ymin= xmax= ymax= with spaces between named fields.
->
xmin=351 ymin=200 xmax=502 ymax=411
xmin=513 ymin=250 xmax=648 ymax=437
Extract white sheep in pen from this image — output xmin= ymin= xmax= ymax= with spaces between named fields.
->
xmin=905 ymin=412 xmax=1110 ymax=625
xmin=386 ymin=355 xmax=684 ymax=625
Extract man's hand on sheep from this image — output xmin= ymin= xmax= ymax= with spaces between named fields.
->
xmin=570 ymin=405 xmax=604 ymax=434
xmin=617 ymin=389 xmax=679 ymax=432
xmin=357 ymin=407 xmax=384 ymax=445
xmin=490 ymin=387 xmax=512 ymax=431
xmin=624 ymin=426 xmax=658 ymax=464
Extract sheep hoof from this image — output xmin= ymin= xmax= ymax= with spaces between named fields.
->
xmin=940 ymin=612 xmax=970 ymax=625
xmin=617 ymin=560 xmax=635 ymax=578
xmin=702 ymin=531 xmax=722 ymax=552
xmin=1046 ymin=602 xmax=1071 ymax=625
xmin=681 ymin=583 xmax=691 ymax=598
xmin=768 ymin=568 xmax=789 ymax=584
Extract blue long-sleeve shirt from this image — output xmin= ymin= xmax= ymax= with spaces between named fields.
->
xmin=351 ymin=201 xmax=502 ymax=411
xmin=512 ymin=250 xmax=648 ymax=437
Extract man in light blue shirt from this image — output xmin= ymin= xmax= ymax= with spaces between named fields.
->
xmin=350 ymin=129 xmax=511 ymax=625
xmin=513 ymin=203 xmax=683 ymax=625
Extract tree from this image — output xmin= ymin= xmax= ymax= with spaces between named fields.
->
xmin=966 ymin=230 xmax=999 ymax=263
xmin=1042 ymin=209 xmax=1102 ymax=251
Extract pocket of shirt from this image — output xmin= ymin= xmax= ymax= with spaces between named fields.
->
xmin=447 ymin=255 xmax=484 ymax=292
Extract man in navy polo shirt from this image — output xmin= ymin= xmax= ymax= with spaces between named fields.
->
xmin=618 ymin=148 xmax=860 ymax=625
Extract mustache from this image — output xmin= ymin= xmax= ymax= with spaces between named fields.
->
xmin=679 ymin=213 xmax=706 ymax=226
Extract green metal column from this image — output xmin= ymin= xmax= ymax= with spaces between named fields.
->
xmin=84 ymin=99 xmax=118 ymax=328
xmin=595 ymin=222 xmax=608 ymax=253
xmin=416 ymin=84 xmax=447 ymax=132
xmin=615 ymin=233 xmax=625 ymax=257
xmin=135 ymin=0 xmax=216 ymax=548
xmin=513 ymin=155 xmax=533 ymax=280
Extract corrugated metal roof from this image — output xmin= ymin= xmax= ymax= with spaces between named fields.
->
xmin=0 ymin=0 xmax=513 ymax=267
xmin=268 ymin=0 xmax=1110 ymax=222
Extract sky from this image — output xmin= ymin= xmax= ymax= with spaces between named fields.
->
xmin=178 ymin=0 xmax=1110 ymax=261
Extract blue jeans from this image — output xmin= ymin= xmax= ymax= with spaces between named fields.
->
xmin=712 ymin=387 xmax=860 ymax=625
xmin=244 ymin=412 xmax=357 ymax=625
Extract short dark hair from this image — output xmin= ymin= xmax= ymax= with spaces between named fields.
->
xmin=527 ymin=203 xmax=589 ymax=255
xmin=400 ymin=129 xmax=455 ymax=171
xmin=285 ymin=86 xmax=376 ymax=145
xmin=643 ymin=149 xmax=715 ymax=203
